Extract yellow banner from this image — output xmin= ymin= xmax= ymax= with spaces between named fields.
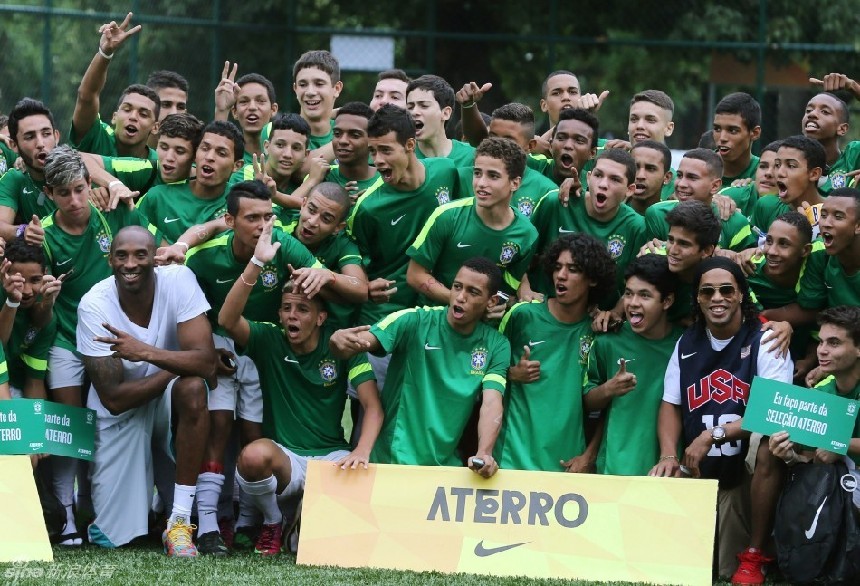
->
xmin=298 ymin=462 xmax=717 ymax=585
xmin=0 ymin=456 xmax=53 ymax=562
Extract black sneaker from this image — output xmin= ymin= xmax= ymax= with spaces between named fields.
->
xmin=197 ymin=530 xmax=229 ymax=556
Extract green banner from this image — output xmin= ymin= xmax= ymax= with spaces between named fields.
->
xmin=742 ymin=376 xmax=859 ymax=454
xmin=0 ymin=399 xmax=96 ymax=460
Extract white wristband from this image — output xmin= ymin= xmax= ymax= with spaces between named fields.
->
xmin=175 ymin=241 xmax=189 ymax=251
xmin=5 ymin=299 xmax=21 ymax=308
xmin=98 ymin=47 xmax=114 ymax=60
xmin=250 ymin=256 xmax=265 ymax=268
xmin=108 ymin=180 xmax=122 ymax=189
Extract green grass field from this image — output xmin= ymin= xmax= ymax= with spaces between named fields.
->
xmin=0 ymin=545 xmax=667 ymax=586
xmin=1 ymin=545 xmax=786 ymax=586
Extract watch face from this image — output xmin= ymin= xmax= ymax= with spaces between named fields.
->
xmin=712 ymin=426 xmax=726 ymax=440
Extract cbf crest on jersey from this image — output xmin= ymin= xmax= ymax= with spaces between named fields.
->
xmin=319 ymin=359 xmax=338 ymax=386
xmin=97 ymin=230 xmax=112 ymax=254
xmin=607 ymin=234 xmax=626 ymax=260
xmin=499 ymin=241 xmax=519 ymax=266
xmin=470 ymin=347 xmax=488 ymax=375
xmin=830 ymin=173 xmax=847 ymax=189
xmin=435 ymin=186 xmax=451 ymax=205
xmin=517 ymin=198 xmax=535 ymax=217
xmin=260 ymin=266 xmax=278 ymax=290
xmin=23 ymin=327 xmax=38 ymax=347
xmin=578 ymin=334 xmax=594 ymax=366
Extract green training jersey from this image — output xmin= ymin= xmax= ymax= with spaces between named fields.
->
xmin=416 ymin=140 xmax=476 ymax=168
xmin=718 ymin=183 xmax=758 ymax=218
xmin=185 ymin=228 xmax=320 ymax=334
xmin=819 ymin=141 xmax=860 ymax=195
xmin=69 ymin=116 xmax=158 ymax=166
xmin=234 ymin=163 xmax=302 ymax=223
xmin=0 ymin=345 xmax=8 ymax=386
xmin=495 ymin=301 xmax=594 ymax=471
xmin=530 ymin=191 xmax=646 ymax=299
xmin=751 ymin=195 xmax=821 ymax=240
xmin=0 ymin=142 xmax=17 ymax=177
xmin=309 ymin=119 xmax=336 ymax=151
xmin=42 ymin=204 xmax=159 ymax=351
xmin=407 ymin=198 xmax=538 ymax=296
xmin=529 ymin=157 xmax=591 ymax=188
xmin=0 ymin=292 xmax=56 ymax=390
xmin=644 ymin=199 xmax=757 ymax=252
xmin=0 ymin=169 xmax=54 ymax=221
xmin=722 ymin=154 xmax=759 ymax=187
xmin=456 ymin=166 xmax=556 ymax=218
xmin=327 ymin=165 xmax=381 ymax=193
xmin=370 ymin=306 xmax=510 ymax=466
xmin=282 ymin=219 xmax=364 ymax=329
xmin=348 ymin=157 xmax=459 ymax=325
xmin=136 ymin=180 xmax=228 ymax=244
xmin=797 ymin=247 xmax=860 ymax=310
xmin=584 ymin=322 xmax=683 ymax=475
xmin=243 ymin=321 xmax=374 ymax=455
xmin=101 ymin=156 xmax=162 ymax=194
xmin=813 ymin=376 xmax=860 ymax=465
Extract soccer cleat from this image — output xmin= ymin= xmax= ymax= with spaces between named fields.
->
xmin=254 ymin=522 xmax=284 ymax=556
xmin=197 ymin=530 xmax=229 ymax=556
xmin=233 ymin=525 xmax=259 ymax=551
xmin=218 ymin=518 xmax=235 ymax=550
xmin=162 ymin=517 xmax=198 ymax=558
xmin=732 ymin=547 xmax=773 ymax=585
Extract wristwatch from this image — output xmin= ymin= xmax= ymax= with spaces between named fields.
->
xmin=711 ymin=425 xmax=727 ymax=445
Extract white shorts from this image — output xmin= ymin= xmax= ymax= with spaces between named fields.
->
xmin=9 ymin=385 xmax=22 ymax=399
xmin=275 ymin=443 xmax=350 ymax=499
xmin=90 ymin=377 xmax=176 ymax=547
xmin=47 ymin=346 xmax=85 ymax=390
xmin=208 ymin=333 xmax=263 ymax=423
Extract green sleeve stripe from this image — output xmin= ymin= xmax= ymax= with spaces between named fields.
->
xmin=348 ymin=363 xmax=373 ymax=380
xmin=531 ymin=191 xmax=554 ymax=216
xmin=147 ymin=223 xmax=158 ymax=236
xmin=346 ymin=178 xmax=384 ymax=233
xmin=339 ymin=254 xmax=362 ymax=263
xmin=502 ymin=271 xmax=521 ymax=291
xmin=21 ymin=354 xmax=47 ymax=372
xmin=185 ymin=233 xmax=231 ymax=260
xmin=814 ymin=375 xmax=835 ymax=389
xmin=0 ymin=361 xmax=7 ymax=375
xmin=312 ymin=260 xmax=323 ymax=269
xmin=483 ymin=373 xmax=506 ymax=387
xmin=376 ymin=307 xmax=418 ymax=330
xmin=729 ymin=225 xmax=752 ymax=249
xmin=111 ymin=159 xmax=154 ymax=173
xmin=411 ymin=198 xmax=472 ymax=250
xmin=811 ymin=240 xmax=825 ymax=252
xmin=242 ymin=165 xmax=254 ymax=180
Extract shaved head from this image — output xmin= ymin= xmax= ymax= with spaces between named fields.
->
xmin=111 ymin=226 xmax=156 ymax=254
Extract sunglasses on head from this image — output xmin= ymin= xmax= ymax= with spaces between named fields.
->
xmin=698 ymin=285 xmax=738 ymax=298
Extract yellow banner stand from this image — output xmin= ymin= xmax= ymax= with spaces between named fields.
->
xmin=0 ymin=456 xmax=53 ymax=562
xmin=299 ymin=462 xmax=717 ymax=585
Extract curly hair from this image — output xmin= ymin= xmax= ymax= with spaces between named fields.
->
xmin=542 ymin=233 xmax=616 ymax=306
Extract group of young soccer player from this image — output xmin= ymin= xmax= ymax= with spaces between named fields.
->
xmin=0 ymin=12 xmax=858 ymax=584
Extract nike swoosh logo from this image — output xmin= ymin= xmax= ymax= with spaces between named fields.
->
xmin=456 ymin=242 xmax=471 ymax=248
xmin=391 ymin=215 xmax=406 ymax=226
xmin=216 ymin=278 xmax=233 ymax=284
xmin=681 ymin=352 xmax=697 ymax=359
xmin=558 ymin=227 xmax=575 ymax=234
xmin=474 ymin=540 xmax=528 ymax=557
xmin=57 ymin=258 xmax=72 ymax=266
xmin=529 ymin=340 xmax=545 ymax=346
xmin=164 ymin=217 xmax=180 ymax=223
xmin=284 ymin=356 xmax=299 ymax=364
xmin=23 ymin=188 xmax=34 ymax=195
xmin=805 ymin=496 xmax=827 ymax=539
xmin=424 ymin=343 xmax=441 ymax=350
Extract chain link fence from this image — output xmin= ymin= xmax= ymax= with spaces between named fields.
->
xmin=1 ymin=0 xmax=858 ymax=148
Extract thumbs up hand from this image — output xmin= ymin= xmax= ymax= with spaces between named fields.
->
xmin=509 ymin=344 xmax=541 ymax=383
xmin=607 ymin=358 xmax=637 ymax=397
xmin=24 ymin=214 xmax=44 ymax=246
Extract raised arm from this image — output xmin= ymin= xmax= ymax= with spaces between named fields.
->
xmin=72 ymin=13 xmax=141 ymax=141
xmin=456 ymin=81 xmax=493 ymax=147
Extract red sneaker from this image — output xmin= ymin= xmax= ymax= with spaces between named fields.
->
xmin=732 ymin=548 xmax=773 ymax=585
xmin=254 ymin=522 xmax=283 ymax=556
